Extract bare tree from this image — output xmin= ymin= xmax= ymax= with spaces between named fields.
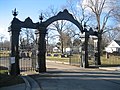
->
xmin=73 ymin=38 xmax=81 ymax=46
xmin=112 ymin=0 xmax=120 ymax=23
xmin=3 ymin=40 xmax=10 ymax=50
xmin=19 ymin=28 xmax=36 ymax=51
xmin=0 ymin=34 xmax=4 ymax=42
xmin=80 ymin=0 xmax=117 ymax=65
xmin=43 ymin=6 xmax=75 ymax=54
xmin=20 ymin=28 xmax=36 ymax=44
xmin=65 ymin=0 xmax=94 ymax=28
xmin=65 ymin=0 xmax=118 ymax=65
xmin=0 ymin=35 xmax=5 ymax=50
xmin=0 ymin=35 xmax=10 ymax=50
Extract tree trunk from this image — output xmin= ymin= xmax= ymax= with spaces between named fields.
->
xmin=84 ymin=31 xmax=89 ymax=68
xmin=97 ymin=33 xmax=101 ymax=65
xmin=61 ymin=39 xmax=64 ymax=54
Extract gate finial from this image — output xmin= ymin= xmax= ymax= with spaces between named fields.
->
xmin=39 ymin=13 xmax=43 ymax=23
xmin=12 ymin=8 xmax=18 ymax=17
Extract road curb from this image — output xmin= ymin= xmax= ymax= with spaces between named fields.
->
xmin=99 ymin=67 xmax=120 ymax=71
xmin=21 ymin=76 xmax=31 ymax=90
xmin=21 ymin=75 xmax=41 ymax=90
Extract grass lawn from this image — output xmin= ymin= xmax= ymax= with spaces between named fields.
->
xmin=46 ymin=53 xmax=120 ymax=66
xmin=0 ymin=51 xmax=24 ymax=88
xmin=0 ymin=68 xmax=24 ymax=88
xmin=46 ymin=56 xmax=69 ymax=62
xmin=0 ymin=51 xmax=10 ymax=57
xmin=101 ymin=55 xmax=120 ymax=66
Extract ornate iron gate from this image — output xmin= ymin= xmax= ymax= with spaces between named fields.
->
xmin=19 ymin=29 xmax=37 ymax=74
xmin=9 ymin=9 xmax=98 ymax=75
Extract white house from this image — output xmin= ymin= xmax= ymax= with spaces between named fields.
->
xmin=53 ymin=47 xmax=61 ymax=52
xmin=105 ymin=40 xmax=120 ymax=53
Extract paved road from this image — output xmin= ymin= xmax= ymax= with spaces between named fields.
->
xmin=30 ymin=61 xmax=120 ymax=90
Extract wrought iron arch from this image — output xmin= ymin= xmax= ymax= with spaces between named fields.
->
xmin=9 ymin=9 xmax=86 ymax=75
xmin=43 ymin=9 xmax=83 ymax=33
xmin=35 ymin=9 xmax=85 ymax=73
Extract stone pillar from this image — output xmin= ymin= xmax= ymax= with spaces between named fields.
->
xmin=9 ymin=18 xmax=21 ymax=75
xmin=37 ymin=26 xmax=46 ymax=73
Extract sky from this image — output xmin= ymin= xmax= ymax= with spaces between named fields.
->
xmin=0 ymin=0 xmax=117 ymax=42
xmin=0 ymin=0 xmax=67 ymax=41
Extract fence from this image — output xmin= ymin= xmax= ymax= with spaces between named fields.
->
xmin=19 ymin=51 xmax=37 ymax=74
xmin=70 ymin=53 xmax=120 ymax=67
xmin=101 ymin=54 xmax=120 ymax=66
xmin=0 ymin=50 xmax=10 ymax=74
xmin=1 ymin=50 xmax=120 ymax=74
xmin=0 ymin=50 xmax=37 ymax=74
xmin=46 ymin=53 xmax=95 ymax=67
xmin=69 ymin=54 xmax=81 ymax=66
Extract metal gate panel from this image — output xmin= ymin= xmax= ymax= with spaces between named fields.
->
xmin=19 ymin=49 xmax=37 ymax=74
xmin=19 ymin=29 xmax=37 ymax=74
xmin=0 ymin=50 xmax=10 ymax=74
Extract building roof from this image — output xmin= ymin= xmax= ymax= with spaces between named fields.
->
xmin=114 ymin=40 xmax=120 ymax=46
xmin=106 ymin=40 xmax=120 ymax=48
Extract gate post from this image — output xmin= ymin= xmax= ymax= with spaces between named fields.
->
xmin=9 ymin=17 xmax=21 ymax=75
xmin=84 ymin=30 xmax=89 ymax=68
xmin=37 ymin=25 xmax=46 ymax=73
